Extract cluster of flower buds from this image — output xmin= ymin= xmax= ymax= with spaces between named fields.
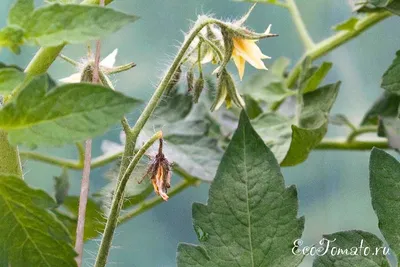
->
xmin=182 ymin=4 xmax=277 ymax=110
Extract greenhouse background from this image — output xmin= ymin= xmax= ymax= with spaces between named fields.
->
xmin=1 ymin=0 xmax=400 ymax=266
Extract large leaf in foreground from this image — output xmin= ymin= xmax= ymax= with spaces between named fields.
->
xmin=23 ymin=4 xmax=138 ymax=46
xmin=370 ymin=148 xmax=400 ymax=259
xmin=0 ymin=76 xmax=141 ymax=146
xmin=0 ymin=175 xmax=77 ymax=267
xmin=312 ymin=230 xmax=390 ymax=267
xmin=177 ymin=112 xmax=304 ymax=267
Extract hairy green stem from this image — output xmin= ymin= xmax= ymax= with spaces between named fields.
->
xmin=286 ymin=0 xmax=315 ymax=50
xmin=94 ymin=131 xmax=162 ymax=267
xmin=347 ymin=125 xmax=378 ymax=142
xmin=316 ymin=138 xmax=388 ymax=150
xmin=285 ymin=11 xmax=391 ymax=88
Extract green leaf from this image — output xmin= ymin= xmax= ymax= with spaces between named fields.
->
xmin=0 ymin=175 xmax=77 ymax=266
xmin=386 ymin=0 xmax=400 ymax=15
xmin=0 ymin=67 xmax=25 ymax=93
xmin=177 ymin=112 xmax=304 ymax=267
xmin=333 ymin=17 xmax=359 ymax=32
xmin=380 ymin=117 xmax=400 ymax=150
xmin=53 ymin=168 xmax=69 ymax=205
xmin=281 ymin=83 xmax=340 ymax=166
xmin=270 ymin=57 xmax=291 ymax=77
xmin=329 ymin=114 xmax=356 ymax=129
xmin=242 ymin=71 xmax=295 ymax=103
xmin=242 ymin=57 xmax=293 ymax=103
xmin=366 ymin=0 xmax=400 ymax=15
xmin=370 ymin=148 xmax=400 ymax=259
xmin=300 ymin=62 xmax=332 ymax=94
xmin=139 ymin=90 xmax=223 ymax=181
xmin=382 ymin=50 xmax=400 ymax=95
xmin=244 ymin=95 xmax=263 ymax=119
xmin=254 ymin=83 xmax=340 ymax=166
xmin=23 ymin=4 xmax=138 ymax=47
xmin=60 ymin=196 xmax=106 ymax=242
xmin=0 ymin=26 xmax=24 ymax=54
xmin=252 ymin=112 xmax=293 ymax=162
xmin=0 ymin=76 xmax=141 ymax=146
xmin=281 ymin=123 xmax=327 ymax=166
xmin=8 ymin=0 xmax=34 ymax=27
xmin=312 ymin=230 xmax=390 ymax=267
xmin=361 ymin=92 xmax=400 ymax=125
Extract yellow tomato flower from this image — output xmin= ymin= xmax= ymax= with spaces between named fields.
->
xmin=231 ymin=25 xmax=272 ymax=80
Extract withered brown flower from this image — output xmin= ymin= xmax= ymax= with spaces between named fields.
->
xmin=139 ymin=138 xmax=171 ymax=201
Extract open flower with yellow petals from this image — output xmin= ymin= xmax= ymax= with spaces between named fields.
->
xmin=231 ymin=25 xmax=272 ymax=80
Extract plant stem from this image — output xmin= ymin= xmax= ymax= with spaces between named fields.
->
xmin=347 ymin=125 xmax=378 ymax=142
xmin=75 ymin=12 xmax=104 ymax=263
xmin=60 ymin=54 xmax=79 ymax=66
xmin=118 ymin=178 xmax=199 ymax=224
xmin=286 ymin=0 xmax=315 ymax=50
xmin=94 ymin=131 xmax=162 ymax=267
xmin=74 ymin=139 xmax=92 ymax=267
xmin=285 ymin=11 xmax=391 ymax=88
xmin=316 ymin=138 xmax=388 ymax=150
xmin=20 ymin=151 xmax=82 ymax=169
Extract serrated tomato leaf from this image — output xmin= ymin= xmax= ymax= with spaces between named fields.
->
xmin=23 ymin=4 xmax=138 ymax=46
xmin=0 ymin=175 xmax=77 ymax=267
xmin=177 ymin=112 xmax=304 ymax=267
xmin=0 ymin=75 xmax=141 ymax=146
xmin=370 ymin=148 xmax=400 ymax=259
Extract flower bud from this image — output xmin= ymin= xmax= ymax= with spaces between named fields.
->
xmin=187 ymin=69 xmax=194 ymax=92
xmin=193 ymin=76 xmax=204 ymax=103
xmin=219 ymin=22 xmax=277 ymax=40
xmin=210 ymin=69 xmax=245 ymax=111
xmin=80 ymin=64 xmax=94 ymax=83
xmin=223 ymin=70 xmax=245 ymax=108
xmin=166 ymin=65 xmax=182 ymax=94
xmin=210 ymin=71 xmax=228 ymax=111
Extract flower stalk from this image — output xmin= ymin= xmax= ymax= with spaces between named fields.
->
xmin=94 ymin=131 xmax=163 ymax=267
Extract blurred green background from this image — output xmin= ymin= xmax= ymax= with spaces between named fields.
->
xmin=1 ymin=0 xmax=400 ymax=266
